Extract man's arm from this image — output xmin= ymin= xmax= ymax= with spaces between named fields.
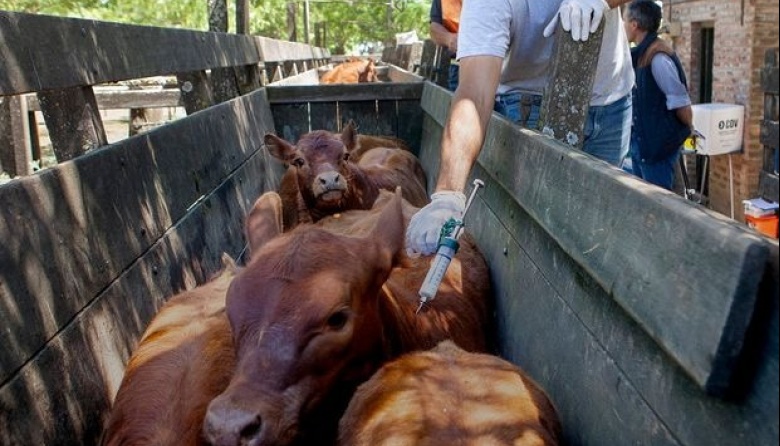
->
xmin=405 ymin=55 xmax=502 ymax=254
xmin=430 ymin=22 xmax=457 ymax=53
xmin=435 ymin=55 xmax=503 ymax=192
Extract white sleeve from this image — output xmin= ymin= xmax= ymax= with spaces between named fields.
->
xmin=651 ymin=53 xmax=692 ymax=110
xmin=456 ymin=0 xmax=513 ymax=60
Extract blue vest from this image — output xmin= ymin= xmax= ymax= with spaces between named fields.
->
xmin=631 ymin=35 xmax=691 ymax=163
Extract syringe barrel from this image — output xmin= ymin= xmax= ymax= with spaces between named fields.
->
xmin=418 ymin=239 xmax=458 ymax=302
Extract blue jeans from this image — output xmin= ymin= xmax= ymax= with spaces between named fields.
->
xmin=447 ymin=63 xmax=459 ymax=92
xmin=493 ymin=92 xmax=542 ymax=129
xmin=629 ymin=138 xmax=680 ymax=190
xmin=494 ymin=92 xmax=632 ymax=168
xmin=582 ymin=94 xmax=632 ymax=167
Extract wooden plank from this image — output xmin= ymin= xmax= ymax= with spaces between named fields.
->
xmin=386 ymin=65 xmax=424 ymax=83
xmin=271 ymin=102 xmax=313 ymax=143
xmin=0 ymin=88 xmax=276 ymax=385
xmin=339 ymin=100 xmax=384 ymax=136
xmin=27 ymin=89 xmax=183 ymax=112
xmin=421 ymin=81 xmax=772 ymax=395
xmin=0 ymin=95 xmax=33 ymax=177
xmin=37 ymin=86 xmax=108 ymax=161
xmin=419 ymin=102 xmax=779 ymax=446
xmin=309 ymin=102 xmax=339 ymax=133
xmin=0 ymin=11 xmax=261 ymax=96
xmin=266 ymin=83 xmax=423 ymax=104
xmin=538 ymin=23 xmax=604 ymax=146
xmin=269 ymin=69 xmax=321 ymax=86
xmin=0 ymin=150 xmax=275 ymax=445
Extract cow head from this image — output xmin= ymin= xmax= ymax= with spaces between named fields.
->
xmin=357 ymin=59 xmax=378 ymax=83
xmin=265 ymin=123 xmax=367 ymax=215
xmin=202 ymin=190 xmax=406 ymax=446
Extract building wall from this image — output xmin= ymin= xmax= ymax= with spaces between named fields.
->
xmin=662 ymin=0 xmax=779 ymax=221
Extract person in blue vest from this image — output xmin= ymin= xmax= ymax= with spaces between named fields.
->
xmin=429 ymin=0 xmax=462 ymax=92
xmin=625 ymin=0 xmax=695 ymax=190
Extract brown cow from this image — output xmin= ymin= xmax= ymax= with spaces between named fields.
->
xmin=202 ymin=189 xmax=492 ymax=446
xmin=320 ymin=59 xmax=379 ymax=84
xmin=265 ymin=121 xmax=428 ymax=231
xmin=102 ymin=254 xmax=239 ymax=446
xmin=339 ymin=340 xmax=563 ymax=446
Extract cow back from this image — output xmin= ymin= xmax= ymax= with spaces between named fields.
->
xmin=338 ymin=340 xmax=562 ymax=446
xmin=102 ymin=256 xmax=238 ymax=446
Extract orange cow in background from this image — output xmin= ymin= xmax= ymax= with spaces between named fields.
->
xmin=320 ymin=58 xmax=379 ymax=84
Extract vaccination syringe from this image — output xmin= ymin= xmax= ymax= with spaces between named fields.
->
xmin=416 ymin=179 xmax=484 ymax=314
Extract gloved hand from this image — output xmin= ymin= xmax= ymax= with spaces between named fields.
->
xmin=405 ymin=191 xmax=466 ymax=256
xmin=543 ymin=0 xmax=611 ymax=42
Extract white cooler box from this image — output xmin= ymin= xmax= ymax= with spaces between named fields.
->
xmin=691 ymin=103 xmax=745 ymax=155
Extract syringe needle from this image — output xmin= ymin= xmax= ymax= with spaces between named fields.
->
xmin=415 ymin=301 xmax=424 ymax=315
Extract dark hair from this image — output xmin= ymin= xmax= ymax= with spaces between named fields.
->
xmin=627 ymin=0 xmax=662 ymax=33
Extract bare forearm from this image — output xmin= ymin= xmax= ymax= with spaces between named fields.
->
xmin=676 ymin=105 xmax=694 ymax=130
xmin=435 ymin=56 xmax=502 ymax=193
xmin=430 ymin=22 xmax=456 ymax=51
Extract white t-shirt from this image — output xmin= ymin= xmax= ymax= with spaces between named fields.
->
xmin=457 ymin=0 xmax=634 ymax=106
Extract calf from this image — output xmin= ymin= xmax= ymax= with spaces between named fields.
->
xmin=102 ymin=254 xmax=239 ymax=446
xmin=339 ymin=340 xmax=562 ymax=446
xmin=320 ymin=59 xmax=378 ymax=84
xmin=202 ymin=189 xmax=492 ymax=446
xmin=265 ymin=121 xmax=428 ymax=231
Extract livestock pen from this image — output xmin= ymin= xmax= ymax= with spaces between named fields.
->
xmin=1 ymin=10 xmax=779 ymax=446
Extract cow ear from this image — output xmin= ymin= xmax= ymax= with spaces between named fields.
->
xmin=367 ymin=187 xmax=405 ymax=267
xmin=264 ymin=133 xmax=298 ymax=163
xmin=341 ymin=120 xmax=358 ymax=153
xmin=245 ymin=192 xmax=284 ymax=259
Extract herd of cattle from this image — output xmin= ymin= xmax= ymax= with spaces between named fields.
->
xmin=100 ymin=122 xmax=563 ymax=445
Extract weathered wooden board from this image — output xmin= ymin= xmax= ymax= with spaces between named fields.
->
xmin=0 ymin=149 xmax=274 ymax=445
xmin=26 ymin=89 xmax=184 ymax=112
xmin=421 ymin=82 xmax=771 ymax=395
xmin=265 ymin=83 xmax=424 ymax=104
xmin=0 ymin=11 xmax=264 ymax=96
xmin=419 ymin=96 xmax=779 ymax=445
xmin=0 ymin=88 xmax=276 ymax=385
xmin=266 ymin=83 xmax=425 ymax=152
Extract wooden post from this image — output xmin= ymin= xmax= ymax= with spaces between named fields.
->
xmin=37 ymin=86 xmax=107 ymax=162
xmin=208 ymin=0 xmax=240 ymax=103
xmin=538 ymin=23 xmax=605 ymax=148
xmin=0 ymin=95 xmax=33 ymax=177
xmin=177 ymin=70 xmax=215 ymax=115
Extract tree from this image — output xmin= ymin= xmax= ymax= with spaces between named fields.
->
xmin=0 ymin=0 xmax=429 ymax=54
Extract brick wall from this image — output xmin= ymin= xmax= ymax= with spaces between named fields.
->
xmin=662 ymin=0 xmax=779 ymax=221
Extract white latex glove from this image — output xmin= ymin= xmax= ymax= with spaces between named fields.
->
xmin=543 ymin=0 xmax=610 ymax=42
xmin=405 ymin=191 xmax=466 ymax=256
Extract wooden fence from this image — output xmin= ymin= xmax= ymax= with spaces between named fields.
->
xmin=0 ymin=11 xmax=330 ymax=178
xmin=760 ymin=47 xmax=779 ymax=202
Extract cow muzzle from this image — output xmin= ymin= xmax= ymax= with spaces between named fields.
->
xmin=312 ymin=171 xmax=347 ymax=203
xmin=202 ymin=393 xmax=297 ymax=446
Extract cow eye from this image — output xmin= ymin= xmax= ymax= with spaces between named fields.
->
xmin=342 ymin=152 xmax=350 ymax=162
xmin=326 ymin=310 xmax=350 ymax=330
xmin=292 ymin=157 xmax=305 ymax=167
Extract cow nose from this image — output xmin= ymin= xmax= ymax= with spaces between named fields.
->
xmin=203 ymin=400 xmax=263 ymax=446
xmin=317 ymin=171 xmax=341 ymax=189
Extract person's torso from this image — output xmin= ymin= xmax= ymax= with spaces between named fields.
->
xmin=458 ymin=0 xmax=633 ymax=105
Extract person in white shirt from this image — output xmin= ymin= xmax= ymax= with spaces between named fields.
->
xmin=407 ymin=0 xmax=635 ymax=255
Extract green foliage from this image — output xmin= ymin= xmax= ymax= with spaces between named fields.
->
xmin=0 ymin=0 xmax=429 ymax=54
